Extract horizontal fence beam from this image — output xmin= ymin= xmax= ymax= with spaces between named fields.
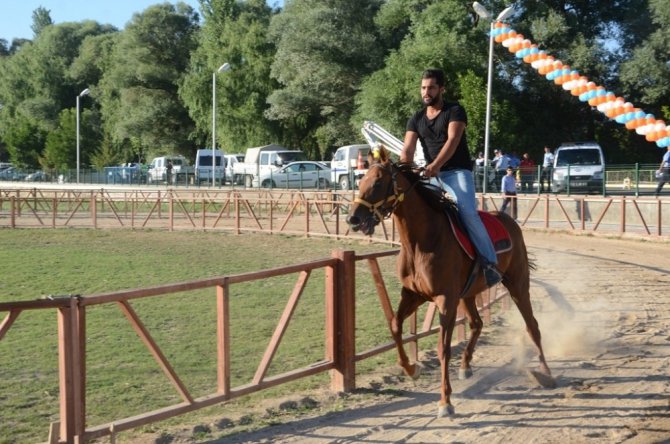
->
xmin=0 ymin=189 xmax=667 ymax=240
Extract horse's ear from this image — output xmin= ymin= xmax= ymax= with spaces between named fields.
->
xmin=369 ymin=144 xmax=391 ymax=165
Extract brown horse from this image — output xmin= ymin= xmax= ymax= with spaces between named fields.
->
xmin=347 ymin=146 xmax=553 ymax=418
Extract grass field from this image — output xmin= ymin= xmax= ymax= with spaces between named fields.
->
xmin=0 ymin=229 xmax=418 ymax=443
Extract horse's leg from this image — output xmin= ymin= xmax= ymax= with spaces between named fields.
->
xmin=458 ymin=297 xmax=483 ymax=380
xmin=391 ymin=287 xmax=424 ymax=379
xmin=505 ymin=277 xmax=552 ymax=378
xmin=435 ymin=295 xmax=458 ymax=417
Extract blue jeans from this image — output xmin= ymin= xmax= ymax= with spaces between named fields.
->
xmin=432 ymin=169 xmax=498 ymax=265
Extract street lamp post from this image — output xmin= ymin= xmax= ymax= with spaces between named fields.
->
xmin=76 ymin=88 xmax=90 ymax=184
xmin=212 ymin=62 xmax=231 ymax=187
xmin=473 ymin=2 xmax=514 ymax=194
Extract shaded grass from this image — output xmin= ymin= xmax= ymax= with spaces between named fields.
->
xmin=0 ymin=229 xmax=420 ymax=443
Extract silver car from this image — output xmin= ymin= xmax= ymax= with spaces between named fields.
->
xmin=255 ymin=161 xmax=331 ymax=189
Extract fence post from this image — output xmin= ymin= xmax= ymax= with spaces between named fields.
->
xmin=168 ymin=192 xmax=174 ymax=232
xmin=235 ymin=193 xmax=241 ymax=235
xmin=620 ymin=195 xmax=626 ymax=234
xmin=10 ymin=196 xmax=16 ymax=228
xmin=57 ymin=296 xmax=85 ymax=444
xmin=329 ymin=250 xmax=356 ymax=392
xmin=90 ymin=191 xmax=97 ymax=229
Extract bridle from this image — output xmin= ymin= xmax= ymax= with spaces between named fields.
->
xmin=353 ymin=163 xmax=415 ymax=222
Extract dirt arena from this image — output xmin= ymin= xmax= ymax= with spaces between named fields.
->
xmin=215 ymin=230 xmax=670 ymax=444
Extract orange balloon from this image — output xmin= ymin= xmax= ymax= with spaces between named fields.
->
xmin=587 ymin=87 xmax=605 ymax=106
xmin=646 ymin=121 xmax=665 ymax=141
xmin=608 ymin=104 xmax=625 ymax=119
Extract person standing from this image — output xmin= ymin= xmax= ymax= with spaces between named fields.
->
xmin=401 ymin=68 xmax=501 ymax=287
xmin=474 ymin=152 xmax=485 ymax=192
xmin=500 ymin=167 xmax=518 ymax=219
xmin=654 ymin=145 xmax=670 ymax=196
xmin=166 ymin=160 xmax=173 ymax=185
xmin=519 ymin=152 xmax=536 ymax=193
xmin=492 ymin=149 xmax=510 ymax=191
xmin=540 ymin=146 xmax=554 ymax=192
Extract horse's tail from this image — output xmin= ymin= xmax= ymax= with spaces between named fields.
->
xmin=527 ymin=251 xmax=537 ymax=272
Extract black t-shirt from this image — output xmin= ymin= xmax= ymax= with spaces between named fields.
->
xmin=406 ymin=102 xmax=471 ymax=171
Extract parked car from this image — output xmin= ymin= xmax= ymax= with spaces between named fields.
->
xmin=233 ymin=144 xmax=307 ymax=187
xmin=0 ymin=167 xmax=27 ymax=181
xmin=24 ymin=171 xmax=50 ymax=182
xmin=253 ymin=161 xmax=331 ymax=189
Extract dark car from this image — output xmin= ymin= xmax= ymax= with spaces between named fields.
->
xmin=0 ymin=167 xmax=27 ymax=181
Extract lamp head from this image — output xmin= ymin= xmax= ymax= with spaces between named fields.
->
xmin=496 ymin=6 xmax=515 ymax=21
xmin=79 ymin=88 xmax=90 ymax=97
xmin=217 ymin=63 xmax=231 ymax=73
xmin=472 ymin=2 xmax=491 ymax=20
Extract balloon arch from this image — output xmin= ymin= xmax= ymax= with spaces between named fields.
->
xmin=491 ymin=22 xmax=669 ymax=149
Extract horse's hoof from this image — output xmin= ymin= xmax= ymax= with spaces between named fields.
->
xmin=437 ymin=403 xmax=455 ymax=418
xmin=408 ymin=363 xmax=422 ymax=380
xmin=458 ymin=367 xmax=473 ymax=380
xmin=527 ymin=369 xmax=557 ymax=388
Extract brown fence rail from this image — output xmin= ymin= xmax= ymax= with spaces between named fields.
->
xmin=1 ymin=188 xmax=668 ymax=240
xmin=0 ymin=248 xmax=507 ymax=444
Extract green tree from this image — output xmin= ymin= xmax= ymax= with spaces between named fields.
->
xmin=31 ymin=6 xmax=54 ymax=38
xmin=0 ymin=39 xmax=9 ymax=56
xmin=0 ymin=21 xmax=116 ymax=166
xmin=354 ymin=0 xmax=485 ymax=141
xmin=41 ymin=107 xmax=100 ymax=170
xmin=3 ymin=118 xmax=46 ymax=168
xmin=620 ymin=0 xmax=670 ymax=111
xmin=355 ymin=0 xmax=659 ymax=163
xmin=180 ymin=0 xmax=280 ymax=154
xmin=267 ymin=0 xmax=384 ymax=159
xmin=98 ymin=3 xmax=199 ymax=162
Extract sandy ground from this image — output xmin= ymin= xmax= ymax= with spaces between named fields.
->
xmin=207 ymin=231 xmax=670 ymax=444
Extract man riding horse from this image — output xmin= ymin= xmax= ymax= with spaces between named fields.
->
xmin=401 ymin=68 xmax=502 ymax=287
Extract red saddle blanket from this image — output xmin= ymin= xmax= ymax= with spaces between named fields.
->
xmin=448 ymin=211 xmax=512 ymax=260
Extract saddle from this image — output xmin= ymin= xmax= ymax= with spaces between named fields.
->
xmin=448 ymin=211 xmax=512 ymax=260
xmin=420 ymin=183 xmax=512 ymax=260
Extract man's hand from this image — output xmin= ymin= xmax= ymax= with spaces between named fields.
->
xmin=424 ymin=162 xmax=440 ymax=177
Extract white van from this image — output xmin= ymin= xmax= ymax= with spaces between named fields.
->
xmin=330 ymin=144 xmax=370 ymax=190
xmin=551 ymin=142 xmax=605 ymax=193
xmin=195 ymin=149 xmax=225 ymax=185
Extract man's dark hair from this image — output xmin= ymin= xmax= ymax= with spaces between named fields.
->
xmin=422 ymin=69 xmax=445 ymax=87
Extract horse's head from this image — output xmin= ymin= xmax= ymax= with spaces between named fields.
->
xmin=347 ymin=145 xmax=403 ymax=235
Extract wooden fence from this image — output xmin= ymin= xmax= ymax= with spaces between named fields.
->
xmin=0 ymin=248 xmax=507 ymax=444
xmin=0 ymin=187 xmax=668 ymax=240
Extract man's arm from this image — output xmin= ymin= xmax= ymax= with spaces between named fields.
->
xmin=424 ymin=121 xmax=465 ymax=177
xmin=401 ymin=131 xmax=419 ymax=164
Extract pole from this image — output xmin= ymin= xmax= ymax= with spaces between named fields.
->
xmin=483 ymin=21 xmax=495 ymax=195
xmin=212 ymin=71 xmax=216 ymax=188
xmin=76 ymin=96 xmax=80 ymax=184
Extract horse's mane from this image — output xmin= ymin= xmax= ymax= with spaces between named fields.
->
xmin=395 ymin=163 xmax=458 ymax=216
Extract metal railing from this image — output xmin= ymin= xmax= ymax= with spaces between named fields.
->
xmin=2 ymin=162 xmax=666 ymax=195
